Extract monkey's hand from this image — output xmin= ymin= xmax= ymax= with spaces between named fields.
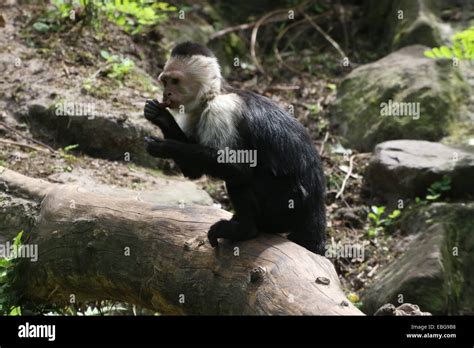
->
xmin=144 ymin=135 xmax=174 ymax=159
xmin=144 ymin=99 xmax=174 ymax=128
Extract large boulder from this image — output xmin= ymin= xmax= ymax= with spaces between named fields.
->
xmin=361 ymin=0 xmax=450 ymax=52
xmin=362 ymin=203 xmax=474 ymax=315
xmin=331 ymin=45 xmax=470 ymax=152
xmin=366 ymin=140 xmax=474 ymax=203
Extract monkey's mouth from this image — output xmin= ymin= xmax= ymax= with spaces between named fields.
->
xmin=162 ymin=99 xmax=178 ymax=109
xmin=161 ymin=98 xmax=171 ymax=106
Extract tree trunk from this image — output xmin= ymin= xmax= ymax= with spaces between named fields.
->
xmin=0 ymin=167 xmax=363 ymax=315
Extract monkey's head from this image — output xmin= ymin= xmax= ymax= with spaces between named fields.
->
xmin=159 ymin=42 xmax=222 ymax=112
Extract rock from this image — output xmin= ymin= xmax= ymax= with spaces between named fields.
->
xmin=374 ymin=303 xmax=431 ymax=316
xmin=25 ymin=90 xmax=165 ymax=169
xmin=366 ymin=140 xmax=474 ymax=202
xmin=334 ymin=206 xmax=368 ymax=229
xmin=0 ymin=195 xmax=37 ymax=244
xmin=362 ymin=203 xmax=474 ymax=315
xmin=361 ymin=0 xmax=450 ymax=52
xmin=331 ymin=45 xmax=470 ymax=152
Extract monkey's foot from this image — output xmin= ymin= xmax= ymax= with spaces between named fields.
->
xmin=207 ymin=219 xmax=258 ymax=247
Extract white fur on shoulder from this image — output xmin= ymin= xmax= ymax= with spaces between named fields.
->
xmin=197 ymin=93 xmax=242 ymax=149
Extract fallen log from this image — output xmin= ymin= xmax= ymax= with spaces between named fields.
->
xmin=0 ymin=167 xmax=363 ymax=315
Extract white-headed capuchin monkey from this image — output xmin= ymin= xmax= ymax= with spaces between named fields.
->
xmin=144 ymin=42 xmax=326 ymax=255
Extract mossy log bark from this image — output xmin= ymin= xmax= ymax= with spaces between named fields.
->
xmin=0 ymin=167 xmax=363 ymax=315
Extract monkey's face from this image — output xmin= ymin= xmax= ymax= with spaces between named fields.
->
xmin=159 ymin=60 xmax=199 ymax=110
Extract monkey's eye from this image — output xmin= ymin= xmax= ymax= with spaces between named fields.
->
xmin=162 ymin=79 xmax=167 ymax=87
xmin=171 ymin=78 xmax=180 ymax=85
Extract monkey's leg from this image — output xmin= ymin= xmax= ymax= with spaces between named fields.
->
xmin=208 ymin=183 xmax=259 ymax=247
xmin=288 ymin=212 xmax=326 ymax=255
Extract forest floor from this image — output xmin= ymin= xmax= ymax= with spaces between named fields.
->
xmin=0 ymin=3 xmax=409 ymax=310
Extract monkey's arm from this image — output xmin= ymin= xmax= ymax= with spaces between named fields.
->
xmin=145 ymin=137 xmax=252 ymax=183
xmin=144 ymin=100 xmax=203 ymax=179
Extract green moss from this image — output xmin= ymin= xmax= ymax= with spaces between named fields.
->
xmin=401 ymin=203 xmax=474 ymax=314
xmin=127 ymin=69 xmax=160 ymax=95
xmin=81 ymin=79 xmax=114 ymax=99
xmin=441 ymin=206 xmax=474 ymax=314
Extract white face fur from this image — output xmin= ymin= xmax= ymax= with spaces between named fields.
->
xmin=162 ymin=54 xmax=243 ymax=149
xmin=160 ymin=55 xmax=222 ymax=112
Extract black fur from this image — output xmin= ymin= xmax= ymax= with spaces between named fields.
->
xmin=145 ymin=46 xmax=326 ymax=255
xmin=171 ymin=42 xmax=215 ymax=58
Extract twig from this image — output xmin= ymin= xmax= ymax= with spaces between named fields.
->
xmin=273 ymin=13 xmax=332 ymax=76
xmin=62 ymin=62 xmax=70 ymax=78
xmin=274 ymin=17 xmax=312 ymax=76
xmin=250 ymin=8 xmax=289 ymax=74
xmin=336 ymin=154 xmax=355 ymax=199
xmin=301 ymin=13 xmax=346 ymax=59
xmin=265 ymin=85 xmax=300 ymax=92
xmin=211 ymin=22 xmax=256 ymax=40
xmin=0 ymin=139 xmax=49 ymax=153
xmin=0 ymin=121 xmax=57 ymax=153
xmin=209 ymin=14 xmax=287 ymax=41
xmin=335 ymin=0 xmax=349 ymax=53
xmin=319 ymin=131 xmax=329 ymax=156
xmin=367 ymin=264 xmax=379 ymax=278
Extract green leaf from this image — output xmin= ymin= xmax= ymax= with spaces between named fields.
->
xmin=32 ymin=22 xmax=50 ymax=33
xmin=388 ymin=209 xmax=401 ymax=219
xmin=100 ymin=50 xmax=110 ymax=60
xmin=424 ymin=50 xmax=436 ymax=59
xmin=367 ymin=228 xmax=377 ymax=238
xmin=371 ymin=205 xmax=385 ymax=215
xmin=314 ymin=3 xmax=325 ymax=13
xmin=9 ymin=306 xmax=21 ymax=316
xmin=432 ymin=47 xmax=444 ymax=58
xmin=0 ymin=259 xmax=10 ymax=268
xmin=327 ymin=83 xmax=337 ymax=91
xmin=13 ymin=231 xmax=23 ymax=249
xmin=116 ymin=16 xmax=127 ymax=27
xmin=440 ymin=46 xmax=453 ymax=58
xmin=63 ymin=144 xmax=79 ymax=152
xmin=426 ymin=194 xmax=440 ymax=201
